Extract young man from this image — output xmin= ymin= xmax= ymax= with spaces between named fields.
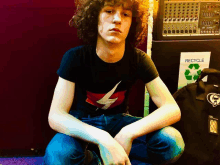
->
xmin=43 ymin=0 xmax=185 ymax=164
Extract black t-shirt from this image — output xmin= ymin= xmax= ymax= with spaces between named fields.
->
xmin=57 ymin=44 xmax=159 ymax=115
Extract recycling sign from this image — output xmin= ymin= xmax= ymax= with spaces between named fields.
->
xmin=184 ymin=63 xmax=202 ymax=81
xmin=178 ymin=52 xmax=211 ymax=90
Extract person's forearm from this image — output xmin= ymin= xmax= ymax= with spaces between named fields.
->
xmin=48 ymin=111 xmax=110 ymax=145
xmin=122 ymin=104 xmax=181 ymax=140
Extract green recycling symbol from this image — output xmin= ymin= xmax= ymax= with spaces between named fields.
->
xmin=184 ymin=63 xmax=202 ymax=81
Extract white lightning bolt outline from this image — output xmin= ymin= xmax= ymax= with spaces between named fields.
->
xmin=96 ymin=81 xmax=122 ymax=110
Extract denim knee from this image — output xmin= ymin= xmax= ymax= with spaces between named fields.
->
xmin=147 ymin=126 xmax=185 ymax=165
xmin=43 ymin=133 xmax=87 ymax=165
xmin=161 ymin=126 xmax=185 ymax=163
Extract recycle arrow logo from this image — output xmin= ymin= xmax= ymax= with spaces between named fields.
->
xmin=184 ymin=63 xmax=202 ymax=81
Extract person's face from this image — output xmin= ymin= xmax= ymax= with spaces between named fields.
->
xmin=97 ymin=3 xmax=132 ymax=44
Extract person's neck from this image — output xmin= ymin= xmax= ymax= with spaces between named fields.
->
xmin=96 ymin=39 xmax=126 ymax=63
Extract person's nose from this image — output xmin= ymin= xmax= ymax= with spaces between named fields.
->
xmin=113 ymin=11 xmax=121 ymax=24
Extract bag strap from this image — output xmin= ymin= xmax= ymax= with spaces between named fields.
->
xmin=196 ymin=68 xmax=220 ymax=101
xmin=196 ymin=68 xmax=220 ymax=83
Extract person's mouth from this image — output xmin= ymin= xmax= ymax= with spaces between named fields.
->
xmin=110 ymin=28 xmax=122 ymax=33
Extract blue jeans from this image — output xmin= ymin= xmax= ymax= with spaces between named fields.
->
xmin=44 ymin=110 xmax=185 ymax=165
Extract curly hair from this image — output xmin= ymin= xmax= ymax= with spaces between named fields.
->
xmin=69 ymin=0 xmax=149 ymax=47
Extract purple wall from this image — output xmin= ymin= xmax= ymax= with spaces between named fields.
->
xmin=0 ymin=0 xmax=146 ymax=154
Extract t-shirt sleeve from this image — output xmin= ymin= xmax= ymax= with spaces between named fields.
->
xmin=57 ymin=46 xmax=83 ymax=82
xmin=136 ymin=48 xmax=159 ymax=84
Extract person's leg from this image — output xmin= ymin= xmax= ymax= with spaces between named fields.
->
xmin=130 ymin=126 xmax=185 ymax=165
xmin=105 ymin=113 xmax=185 ymax=165
xmin=43 ymin=133 xmax=89 ymax=165
xmin=43 ymin=132 xmax=102 ymax=165
xmin=44 ymin=110 xmax=103 ymax=165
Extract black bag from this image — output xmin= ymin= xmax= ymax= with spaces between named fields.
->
xmin=172 ymin=68 xmax=220 ymax=165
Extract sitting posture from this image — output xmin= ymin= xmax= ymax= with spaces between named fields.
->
xmin=44 ymin=0 xmax=185 ymax=164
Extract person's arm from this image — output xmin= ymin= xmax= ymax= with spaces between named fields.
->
xmin=48 ymin=77 xmax=109 ymax=144
xmin=120 ymin=76 xmax=181 ymax=140
xmin=48 ymin=76 xmax=131 ymax=165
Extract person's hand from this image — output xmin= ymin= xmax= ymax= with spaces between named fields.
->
xmin=98 ymin=134 xmax=131 ymax=165
xmin=114 ymin=127 xmax=134 ymax=156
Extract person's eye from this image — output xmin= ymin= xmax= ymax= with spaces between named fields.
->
xmin=123 ymin=13 xmax=130 ymax=17
xmin=105 ymin=10 xmax=113 ymax=13
xmin=123 ymin=11 xmax=131 ymax=17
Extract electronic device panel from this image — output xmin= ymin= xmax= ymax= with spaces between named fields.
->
xmin=155 ymin=0 xmax=220 ymax=40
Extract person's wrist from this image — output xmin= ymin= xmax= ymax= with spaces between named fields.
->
xmin=96 ymin=131 xmax=113 ymax=146
xmin=121 ymin=125 xmax=136 ymax=140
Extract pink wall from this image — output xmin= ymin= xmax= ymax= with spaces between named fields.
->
xmin=0 ymin=0 xmax=146 ymax=153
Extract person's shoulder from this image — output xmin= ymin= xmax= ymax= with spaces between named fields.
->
xmin=66 ymin=45 xmax=89 ymax=54
xmin=133 ymin=47 xmax=147 ymax=56
xmin=64 ymin=45 xmax=95 ymax=59
xmin=125 ymin=45 xmax=145 ymax=56
xmin=131 ymin=47 xmax=150 ymax=62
